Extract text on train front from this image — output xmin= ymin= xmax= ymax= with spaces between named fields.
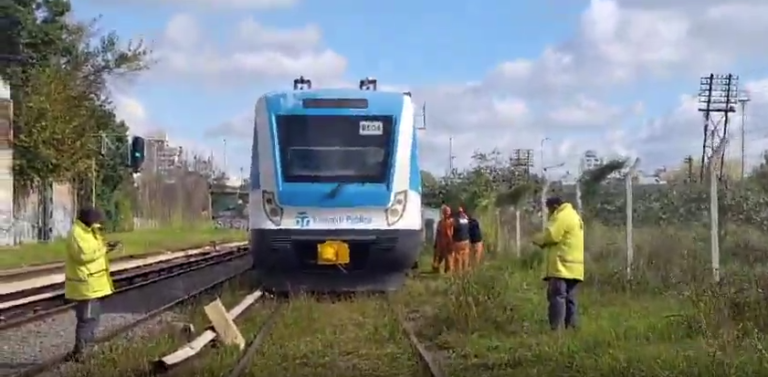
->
xmin=294 ymin=212 xmax=373 ymax=228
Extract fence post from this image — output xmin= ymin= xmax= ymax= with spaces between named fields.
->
xmin=515 ymin=209 xmax=521 ymax=256
xmin=574 ymin=179 xmax=583 ymax=214
xmin=495 ymin=209 xmax=502 ymax=254
xmin=625 ymin=158 xmax=640 ymax=280
xmin=541 ymin=178 xmax=550 ymax=231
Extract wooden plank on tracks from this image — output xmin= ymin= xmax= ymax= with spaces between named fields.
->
xmin=204 ymin=298 xmax=245 ymax=350
xmin=157 ymin=289 xmax=262 ymax=368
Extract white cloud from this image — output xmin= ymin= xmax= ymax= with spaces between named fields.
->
xmin=113 ymin=93 xmax=150 ymax=134
xmin=236 ymin=18 xmax=322 ymax=54
xmin=107 ymin=0 xmax=298 ymax=10
xmin=207 ymin=112 xmax=252 ymax=139
xmin=175 ymin=0 xmax=768 ymax=176
xmin=546 ymin=95 xmax=623 ymax=128
xmin=163 ymin=14 xmax=199 ymax=50
xmin=408 ymin=0 xmax=768 ymax=174
xmin=152 ymin=14 xmax=346 ymax=85
xmin=112 ymin=92 xmax=231 ymax=171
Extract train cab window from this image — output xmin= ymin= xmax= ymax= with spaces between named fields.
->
xmin=275 ymin=115 xmax=394 ymax=184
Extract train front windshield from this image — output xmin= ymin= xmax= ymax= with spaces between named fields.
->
xmin=276 ymin=115 xmax=394 ymax=184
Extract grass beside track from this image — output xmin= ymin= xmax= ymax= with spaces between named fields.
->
xmin=0 ymin=227 xmax=247 ymax=269
xmin=398 ymin=250 xmax=768 ymax=377
xmin=55 ymin=245 xmax=768 ymax=376
xmin=59 ymin=291 xmax=421 ymax=377
xmin=53 ymin=278 xmax=260 ymax=377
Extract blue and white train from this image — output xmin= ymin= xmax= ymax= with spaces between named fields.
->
xmin=249 ymin=77 xmax=423 ymax=293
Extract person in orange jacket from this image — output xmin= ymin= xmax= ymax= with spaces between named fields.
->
xmin=432 ymin=205 xmax=454 ymax=273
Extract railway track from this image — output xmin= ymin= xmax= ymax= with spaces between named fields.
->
xmin=0 ymin=245 xmax=249 ymax=331
xmin=156 ymin=293 xmax=445 ymax=377
xmin=0 ymin=241 xmax=245 ymax=285
xmin=0 ymin=244 xmax=253 ymax=377
xmin=3 ymin=252 xmax=444 ymax=377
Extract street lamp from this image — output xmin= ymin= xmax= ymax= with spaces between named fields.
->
xmin=540 ymin=137 xmax=550 ymax=176
xmin=543 ymin=162 xmax=566 ymax=175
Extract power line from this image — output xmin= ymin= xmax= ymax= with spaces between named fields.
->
xmin=510 ymin=149 xmax=534 ymax=183
xmin=697 ymin=73 xmax=739 ymax=181
xmin=738 ymin=91 xmax=750 ymax=179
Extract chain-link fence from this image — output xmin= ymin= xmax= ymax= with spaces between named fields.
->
xmin=506 ymin=139 xmax=768 ymax=292
xmin=582 ymin=158 xmax=768 ymax=288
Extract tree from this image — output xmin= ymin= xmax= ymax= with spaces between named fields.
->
xmin=1 ymin=0 xmax=152 ymax=231
xmin=420 ymin=170 xmax=441 ymax=207
xmin=663 ymin=157 xmax=741 ymax=184
xmin=422 ymin=149 xmax=541 ymax=214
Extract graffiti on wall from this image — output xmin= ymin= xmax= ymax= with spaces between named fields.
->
xmin=0 ymin=182 xmax=75 ymax=246
xmin=50 ymin=183 xmax=74 ymax=238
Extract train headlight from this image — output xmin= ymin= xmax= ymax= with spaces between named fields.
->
xmin=262 ymin=190 xmax=283 ymax=226
xmin=385 ymin=190 xmax=408 ymax=226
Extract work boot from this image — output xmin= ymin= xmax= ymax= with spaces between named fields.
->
xmin=64 ymin=344 xmax=98 ymax=363
xmin=64 ymin=349 xmax=84 ymax=363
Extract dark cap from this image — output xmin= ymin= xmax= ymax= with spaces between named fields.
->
xmin=545 ymin=197 xmax=564 ymax=208
xmin=77 ymin=206 xmax=104 ymax=227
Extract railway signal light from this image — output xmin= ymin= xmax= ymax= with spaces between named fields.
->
xmin=129 ymin=136 xmax=146 ymax=173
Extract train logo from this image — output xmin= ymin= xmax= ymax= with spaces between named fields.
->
xmin=295 ymin=212 xmax=311 ymax=228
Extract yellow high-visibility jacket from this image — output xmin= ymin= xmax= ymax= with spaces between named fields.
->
xmin=532 ymin=203 xmax=584 ymax=281
xmin=64 ymin=221 xmax=114 ymax=301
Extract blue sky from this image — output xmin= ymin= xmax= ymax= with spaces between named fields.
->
xmin=75 ymin=0 xmax=768 ymax=178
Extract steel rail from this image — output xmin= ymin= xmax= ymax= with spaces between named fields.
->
xmin=0 ymin=241 xmax=247 ymax=283
xmin=222 ymin=294 xmax=444 ymax=377
xmin=225 ymin=302 xmax=285 ymax=377
xmin=0 ymin=242 xmax=246 ymax=300
xmin=0 ymin=247 xmax=248 ymax=331
xmin=13 ymin=264 xmax=252 ymax=377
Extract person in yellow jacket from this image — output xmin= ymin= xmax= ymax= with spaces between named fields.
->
xmin=531 ymin=197 xmax=584 ymax=331
xmin=64 ymin=207 xmax=119 ymax=362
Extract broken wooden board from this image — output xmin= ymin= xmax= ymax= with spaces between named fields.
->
xmin=203 ymin=298 xmax=245 ymax=350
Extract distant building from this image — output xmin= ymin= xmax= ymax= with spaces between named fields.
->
xmin=143 ymin=132 xmax=182 ymax=174
xmin=580 ymin=150 xmax=603 ymax=172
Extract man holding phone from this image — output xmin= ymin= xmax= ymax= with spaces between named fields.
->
xmin=64 ymin=206 xmax=121 ymax=361
xmin=531 ymin=197 xmax=584 ymax=331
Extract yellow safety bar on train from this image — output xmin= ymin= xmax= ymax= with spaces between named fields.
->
xmin=317 ymin=240 xmax=350 ymax=265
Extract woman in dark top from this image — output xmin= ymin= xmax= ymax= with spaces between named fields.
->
xmin=451 ymin=207 xmax=471 ymax=273
xmin=465 ymin=208 xmax=484 ymax=267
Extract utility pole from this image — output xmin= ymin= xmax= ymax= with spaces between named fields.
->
xmin=540 ymin=137 xmax=550 ymax=177
xmin=448 ymin=137 xmax=456 ymax=177
xmin=738 ymin=91 xmax=750 ymax=179
xmin=222 ymin=138 xmax=228 ymax=178
xmin=237 ymin=167 xmax=244 ymax=197
xmin=511 ymin=149 xmax=534 ymax=183
xmin=683 ymin=155 xmax=694 ymax=183
xmin=698 ymin=73 xmax=739 ymax=181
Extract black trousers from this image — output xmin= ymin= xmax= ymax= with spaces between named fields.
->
xmin=73 ymin=299 xmax=101 ymax=353
xmin=546 ymin=278 xmax=579 ymax=330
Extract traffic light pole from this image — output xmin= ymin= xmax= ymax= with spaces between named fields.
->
xmin=88 ymin=132 xmax=146 ymax=206
xmin=91 ymin=158 xmax=96 ymax=206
